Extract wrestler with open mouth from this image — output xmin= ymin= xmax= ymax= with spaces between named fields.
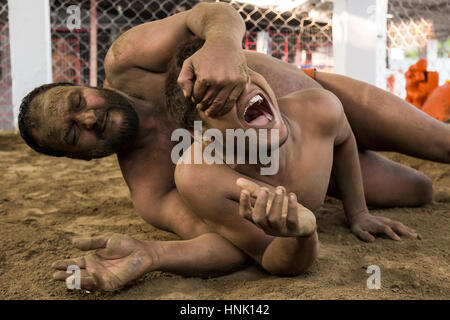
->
xmin=200 ymin=69 xmax=289 ymax=149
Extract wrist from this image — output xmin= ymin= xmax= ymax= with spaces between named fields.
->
xmin=205 ymin=33 xmax=242 ymax=49
xmin=140 ymin=239 xmax=163 ymax=272
xmin=347 ymin=209 xmax=369 ymax=225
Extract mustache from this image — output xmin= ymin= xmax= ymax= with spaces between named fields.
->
xmin=82 ymin=88 xmax=139 ymax=158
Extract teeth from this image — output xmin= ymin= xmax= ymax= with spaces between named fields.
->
xmin=248 ymin=94 xmax=263 ymax=106
xmin=244 ymin=94 xmax=264 ymax=114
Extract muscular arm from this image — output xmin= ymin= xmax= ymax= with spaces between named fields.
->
xmin=328 ymin=92 xmax=369 ymax=222
xmin=105 ymin=2 xmax=246 ymax=105
xmin=175 ymin=158 xmax=317 ymax=275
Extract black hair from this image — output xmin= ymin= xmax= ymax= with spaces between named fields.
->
xmin=18 ymin=82 xmax=75 ymax=157
xmin=165 ymin=38 xmax=205 ymax=130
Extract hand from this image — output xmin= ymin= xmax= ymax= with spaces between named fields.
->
xmin=177 ymin=39 xmax=249 ymax=117
xmin=236 ymin=178 xmax=316 ymax=237
xmin=349 ymin=212 xmax=422 ymax=242
xmin=52 ymin=233 xmax=156 ymax=291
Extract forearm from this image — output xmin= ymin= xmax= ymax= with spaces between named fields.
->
xmin=144 ymin=233 xmax=250 ymax=277
xmin=332 ymin=132 xmax=368 ymax=222
xmin=186 ymin=2 xmax=245 ymax=47
xmin=261 ymin=230 xmax=318 ymax=275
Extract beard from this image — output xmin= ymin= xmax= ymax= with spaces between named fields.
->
xmin=79 ymin=87 xmax=139 ymax=159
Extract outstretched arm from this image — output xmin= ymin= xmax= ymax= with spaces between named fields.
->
xmin=328 ymin=91 xmax=421 ymax=242
xmin=52 ymin=189 xmax=251 ymax=291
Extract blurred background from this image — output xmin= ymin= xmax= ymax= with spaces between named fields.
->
xmin=1 ymin=0 xmax=449 ymax=130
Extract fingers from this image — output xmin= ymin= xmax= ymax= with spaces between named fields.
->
xmin=285 ymin=193 xmax=298 ymax=231
xmin=239 ymin=190 xmax=252 ymax=220
xmin=352 ymin=226 xmax=376 ymax=242
xmin=197 ymin=89 xmax=219 ymax=113
xmin=193 ymin=78 xmax=212 ymax=104
xmin=267 ymin=187 xmax=285 ymax=229
xmin=236 ymin=177 xmax=261 ymax=198
xmin=390 ymin=221 xmax=421 ymax=240
xmin=198 ymin=78 xmax=245 ymax=118
xmin=380 ymin=225 xmax=401 ymax=241
xmin=72 ymin=235 xmax=109 ymax=251
xmin=206 ymin=82 xmax=242 ymax=117
xmin=177 ymin=59 xmax=195 ymax=99
xmin=204 ymin=85 xmax=231 ymax=117
xmin=53 ymin=270 xmax=96 ymax=290
xmin=53 ymin=268 xmax=89 ymax=280
xmin=52 ymin=257 xmax=86 ymax=270
xmin=220 ymin=82 xmax=245 ymax=117
xmin=252 ymin=188 xmax=270 ymax=230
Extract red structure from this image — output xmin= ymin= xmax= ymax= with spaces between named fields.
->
xmin=421 ymin=83 xmax=450 ymax=122
xmin=405 ymin=59 xmax=439 ymax=109
xmin=405 ymin=59 xmax=450 ymax=122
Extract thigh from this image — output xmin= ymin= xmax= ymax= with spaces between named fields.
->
xmin=328 ymin=150 xmax=433 ymax=208
xmin=315 ymin=72 xmax=450 ymax=163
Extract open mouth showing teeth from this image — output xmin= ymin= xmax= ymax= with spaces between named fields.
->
xmin=243 ymin=94 xmax=274 ymax=126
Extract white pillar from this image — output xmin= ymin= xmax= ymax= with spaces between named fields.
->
xmin=427 ymin=40 xmax=438 ymax=68
xmin=256 ymin=31 xmax=270 ymax=55
xmin=332 ymin=0 xmax=387 ymax=87
xmin=8 ymin=0 xmax=53 ymax=128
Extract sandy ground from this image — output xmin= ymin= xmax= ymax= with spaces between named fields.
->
xmin=0 ymin=131 xmax=449 ymax=300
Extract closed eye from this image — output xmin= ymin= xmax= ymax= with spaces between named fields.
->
xmin=72 ymin=124 xmax=79 ymax=145
xmin=71 ymin=92 xmax=83 ymax=111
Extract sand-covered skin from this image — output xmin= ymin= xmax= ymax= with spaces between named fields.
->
xmin=0 ymin=131 xmax=449 ymax=299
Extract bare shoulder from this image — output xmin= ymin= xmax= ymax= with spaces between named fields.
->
xmin=104 ymin=26 xmax=139 ymax=75
xmin=280 ymin=88 xmax=344 ymax=136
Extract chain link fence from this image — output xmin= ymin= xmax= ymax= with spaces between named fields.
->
xmin=49 ymin=0 xmax=334 ymax=88
xmin=386 ymin=0 xmax=450 ymax=97
xmin=0 ymin=0 xmax=449 ymax=130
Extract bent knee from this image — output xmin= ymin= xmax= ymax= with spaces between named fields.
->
xmin=263 ymin=246 xmax=318 ymax=276
xmin=409 ymin=174 xmax=433 ymax=206
xmin=266 ymin=257 xmax=316 ymax=276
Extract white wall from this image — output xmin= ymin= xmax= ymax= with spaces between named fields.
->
xmin=8 ymin=0 xmax=53 ymax=128
xmin=332 ymin=0 xmax=387 ymax=87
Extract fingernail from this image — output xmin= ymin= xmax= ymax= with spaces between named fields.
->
xmin=276 ymin=189 xmax=282 ymax=195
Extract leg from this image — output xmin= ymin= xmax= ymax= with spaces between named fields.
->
xmin=244 ymin=52 xmax=450 ymax=164
xmin=315 ymin=72 xmax=450 ymax=163
xmin=329 ymin=150 xmax=433 ymax=208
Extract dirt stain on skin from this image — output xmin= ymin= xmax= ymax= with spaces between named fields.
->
xmin=0 ymin=131 xmax=449 ymax=299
